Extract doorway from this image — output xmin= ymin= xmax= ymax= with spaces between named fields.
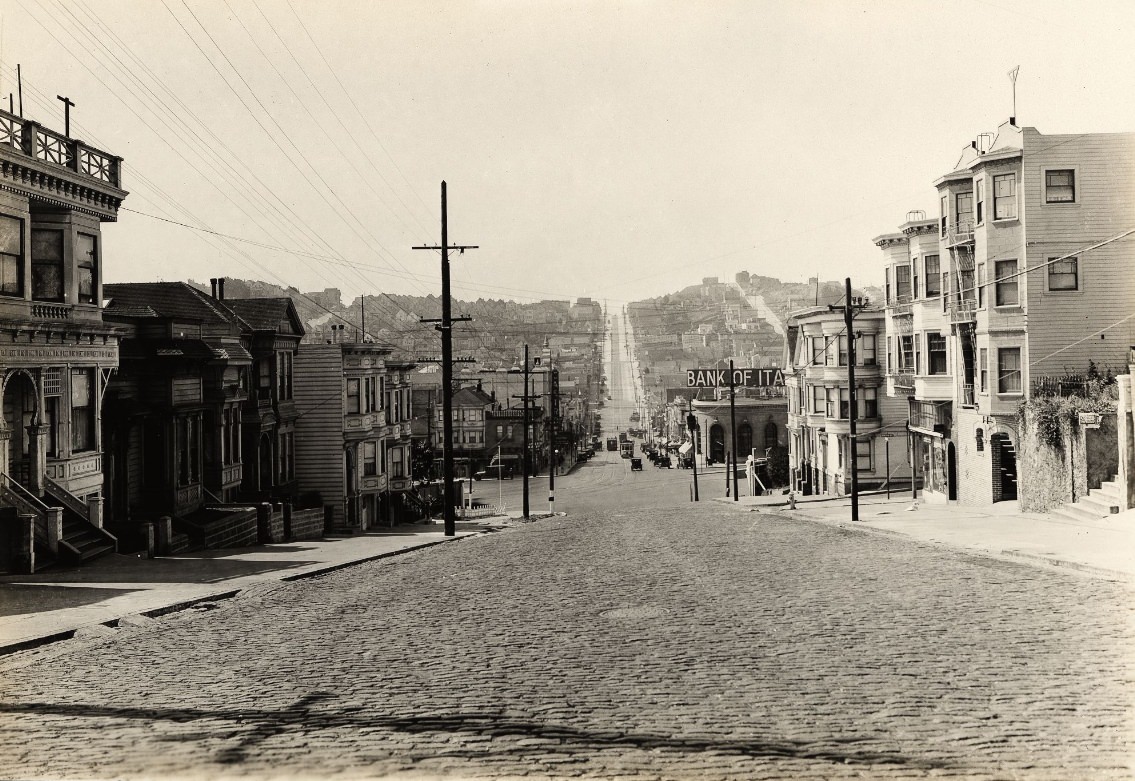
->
xmin=991 ymin=433 xmax=1017 ymax=502
xmin=947 ymin=441 xmax=957 ymax=501
xmin=708 ymin=423 xmax=725 ymax=465
xmin=2 ymin=372 xmax=37 ymax=485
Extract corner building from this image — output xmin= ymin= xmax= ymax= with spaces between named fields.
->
xmin=879 ymin=121 xmax=1135 ymax=505
xmin=0 ymin=107 xmax=127 ymax=571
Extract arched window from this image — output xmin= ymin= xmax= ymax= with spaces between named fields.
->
xmin=764 ymin=418 xmax=780 ymax=450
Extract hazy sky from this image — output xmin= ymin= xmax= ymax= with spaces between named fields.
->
xmin=2 ymin=0 xmax=1133 ymax=309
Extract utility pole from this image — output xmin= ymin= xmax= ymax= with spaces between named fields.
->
xmin=547 ymin=375 xmax=556 ymax=515
xmin=521 ymin=346 xmax=531 ymax=519
xmin=687 ymin=401 xmax=699 ymax=501
xmin=729 ymin=359 xmax=738 ymax=502
xmin=412 ymin=182 xmax=478 ymax=537
xmin=829 ymin=278 xmax=869 ymax=522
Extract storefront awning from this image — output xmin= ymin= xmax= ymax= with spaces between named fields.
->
xmin=678 ymin=442 xmax=693 ymax=455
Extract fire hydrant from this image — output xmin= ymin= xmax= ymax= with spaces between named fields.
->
xmin=787 ymin=492 xmax=797 ymax=510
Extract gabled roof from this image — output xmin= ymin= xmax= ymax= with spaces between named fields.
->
xmin=223 ymin=297 xmax=306 ymax=336
xmin=104 ymin=282 xmax=241 ymax=328
xmin=452 ymin=386 xmax=495 ymax=407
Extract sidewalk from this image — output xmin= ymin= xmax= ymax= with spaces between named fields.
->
xmin=0 ymin=516 xmax=526 ymax=656
xmin=714 ymin=491 xmax=1135 ymax=581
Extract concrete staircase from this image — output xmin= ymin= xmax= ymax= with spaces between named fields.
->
xmin=1050 ymin=478 xmax=1124 ymax=523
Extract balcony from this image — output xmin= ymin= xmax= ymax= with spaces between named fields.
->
xmin=909 ymin=399 xmax=952 ymax=434
xmin=887 ymin=294 xmax=913 ymax=317
xmin=944 ymin=218 xmax=975 ymax=247
xmin=891 ymin=368 xmax=915 ymax=390
xmin=961 ymin=383 xmax=975 ymax=408
xmin=0 ymin=110 xmax=125 ymax=219
xmin=948 ymin=298 xmax=977 ymax=324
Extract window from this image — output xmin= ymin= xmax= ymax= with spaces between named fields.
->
xmin=859 ymin=334 xmax=876 ymax=366
xmin=997 ymin=347 xmax=1022 ymax=394
xmin=900 ymin=335 xmax=914 ymax=370
xmin=856 ymin=438 xmax=872 ymax=471
xmin=258 ymin=358 xmax=271 ymax=398
xmin=885 ymin=267 xmax=891 ymax=304
xmin=0 ymin=214 xmax=22 ymax=296
xmin=927 ymin=332 xmax=947 ymax=375
xmin=976 ymin=263 xmax=985 ymax=308
xmin=979 ymin=348 xmax=988 ymax=393
xmin=941 ymin=271 xmax=950 ymax=313
xmin=993 ymin=173 xmax=1017 ymax=219
xmin=837 ymin=335 xmax=848 ymax=367
xmin=31 ymin=229 xmax=63 ymax=301
xmin=994 ymin=260 xmax=1018 ymax=306
xmin=346 ymin=378 xmax=360 ymax=413
xmin=1045 ymin=169 xmax=1075 ymax=203
xmin=362 ymin=441 xmax=378 ymax=476
xmin=276 ymin=351 xmax=293 ymax=400
xmin=975 ymin=179 xmax=984 ymax=225
xmin=839 ymin=387 xmax=850 ymax=420
xmin=177 ymin=415 xmax=200 ymax=486
xmin=886 ymin=336 xmax=893 ymax=373
xmin=956 ymin=191 xmax=974 ymax=230
xmin=912 ymin=259 xmax=919 ymax=300
xmin=826 ymin=387 xmax=838 ymax=418
xmin=894 ymin=265 xmax=911 ymax=301
xmin=77 ymin=233 xmax=97 ymax=304
xmin=278 ymin=431 xmax=293 ymax=482
xmin=940 ymin=194 xmax=947 ymax=236
xmin=1048 ymin=257 xmax=1078 ymax=291
xmin=859 ymin=387 xmax=878 ymax=419
xmin=70 ymin=369 xmax=95 ymax=452
xmin=391 ymin=445 xmax=405 ymax=479
xmin=811 ymin=337 xmax=824 ymax=366
xmin=924 ymin=256 xmax=941 ymax=297
xmin=812 ymin=385 xmax=825 ymax=414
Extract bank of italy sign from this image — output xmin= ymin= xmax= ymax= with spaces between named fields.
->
xmin=686 ymin=367 xmax=785 ymax=388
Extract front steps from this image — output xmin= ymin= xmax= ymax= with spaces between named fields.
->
xmin=1050 ymin=478 xmax=1124 ymax=523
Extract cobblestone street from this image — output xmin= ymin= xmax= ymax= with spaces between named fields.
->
xmin=1 ymin=481 xmax=1132 ymax=780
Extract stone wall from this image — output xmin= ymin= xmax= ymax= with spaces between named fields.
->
xmin=1018 ymin=407 xmax=1118 ymax=513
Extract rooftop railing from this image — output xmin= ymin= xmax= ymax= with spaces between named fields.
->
xmin=0 ymin=108 xmax=121 ymax=188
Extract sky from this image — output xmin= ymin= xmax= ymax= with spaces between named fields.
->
xmin=2 ymin=0 xmax=1133 ymax=310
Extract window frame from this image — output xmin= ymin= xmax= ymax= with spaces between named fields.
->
xmin=924 ymin=255 xmax=941 ymax=298
xmin=31 ymin=228 xmax=64 ymax=302
xmin=70 ymin=368 xmax=96 ymax=453
xmin=1046 ymin=256 xmax=1079 ymax=292
xmin=1044 ymin=168 xmax=1077 ymax=205
xmin=926 ymin=332 xmax=948 ymax=376
xmin=992 ymin=172 xmax=1018 ymax=220
xmin=76 ymin=232 xmax=98 ymax=305
xmin=975 ymin=178 xmax=985 ymax=225
xmin=0 ymin=214 xmax=23 ymax=297
xmin=855 ymin=438 xmax=872 ymax=472
xmin=997 ymin=347 xmax=1023 ymax=395
xmin=994 ymin=259 xmax=1019 ymax=307
xmin=979 ymin=347 xmax=988 ymax=394
xmin=859 ymin=334 xmax=876 ymax=366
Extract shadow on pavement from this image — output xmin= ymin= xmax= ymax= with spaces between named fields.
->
xmin=0 ymin=584 xmax=145 ymax=618
xmin=0 ymin=554 xmax=320 ymax=586
xmin=0 ymin=699 xmax=957 ymax=772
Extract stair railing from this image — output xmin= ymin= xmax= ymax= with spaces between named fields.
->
xmin=0 ymin=473 xmax=60 ymax=553
xmin=44 ymin=476 xmax=90 ymax=521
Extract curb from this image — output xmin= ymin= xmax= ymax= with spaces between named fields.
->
xmin=0 ymin=529 xmax=492 ymax=658
xmin=746 ymin=505 xmax=1133 ymax=584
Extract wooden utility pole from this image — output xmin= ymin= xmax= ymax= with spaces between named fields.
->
xmin=829 ymin=278 xmax=869 ymax=522
xmin=413 ymin=182 xmax=477 ymax=537
xmin=729 ymin=359 xmax=738 ymax=502
xmin=56 ymin=95 xmax=74 ymax=137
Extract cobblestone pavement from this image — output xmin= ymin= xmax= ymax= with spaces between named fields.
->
xmin=1 ymin=484 xmax=1132 ymax=780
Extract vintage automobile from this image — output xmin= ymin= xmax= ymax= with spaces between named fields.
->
xmin=630 ymin=457 xmax=643 ymax=471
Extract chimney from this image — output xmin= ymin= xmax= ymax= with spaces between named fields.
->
xmin=210 ymin=278 xmax=217 ymax=298
xmin=1009 ymin=116 xmax=1016 ymax=126
xmin=217 ymin=278 xmax=225 ymax=300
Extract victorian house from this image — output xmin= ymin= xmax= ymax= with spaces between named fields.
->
xmin=784 ymin=305 xmax=908 ymax=496
xmin=217 ymin=286 xmax=305 ymax=503
xmin=0 ymin=106 xmax=127 ymax=572
xmin=293 ymin=339 xmax=393 ymax=531
xmin=102 ymin=282 xmax=255 ymax=549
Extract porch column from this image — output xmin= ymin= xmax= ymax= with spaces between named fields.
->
xmin=0 ymin=426 xmax=10 ymax=477
xmin=26 ymin=424 xmax=50 ymax=497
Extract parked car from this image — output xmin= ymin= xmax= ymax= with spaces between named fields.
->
xmin=630 ymin=457 xmax=643 ymax=471
xmin=473 ymin=463 xmax=515 ymax=480
xmin=656 ymin=455 xmax=672 ymax=468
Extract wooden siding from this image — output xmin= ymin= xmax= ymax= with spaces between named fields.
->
xmin=1021 ymin=130 xmax=1135 ymax=379
xmin=293 ymin=344 xmax=345 ymax=508
xmin=171 ymin=376 xmax=202 ymax=406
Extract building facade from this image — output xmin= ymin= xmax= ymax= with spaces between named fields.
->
xmin=293 ymin=341 xmax=393 ymax=531
xmin=878 ymin=122 xmax=1135 ymax=505
xmin=0 ymin=107 xmax=128 ymax=570
xmin=785 ymin=305 xmax=908 ymax=496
